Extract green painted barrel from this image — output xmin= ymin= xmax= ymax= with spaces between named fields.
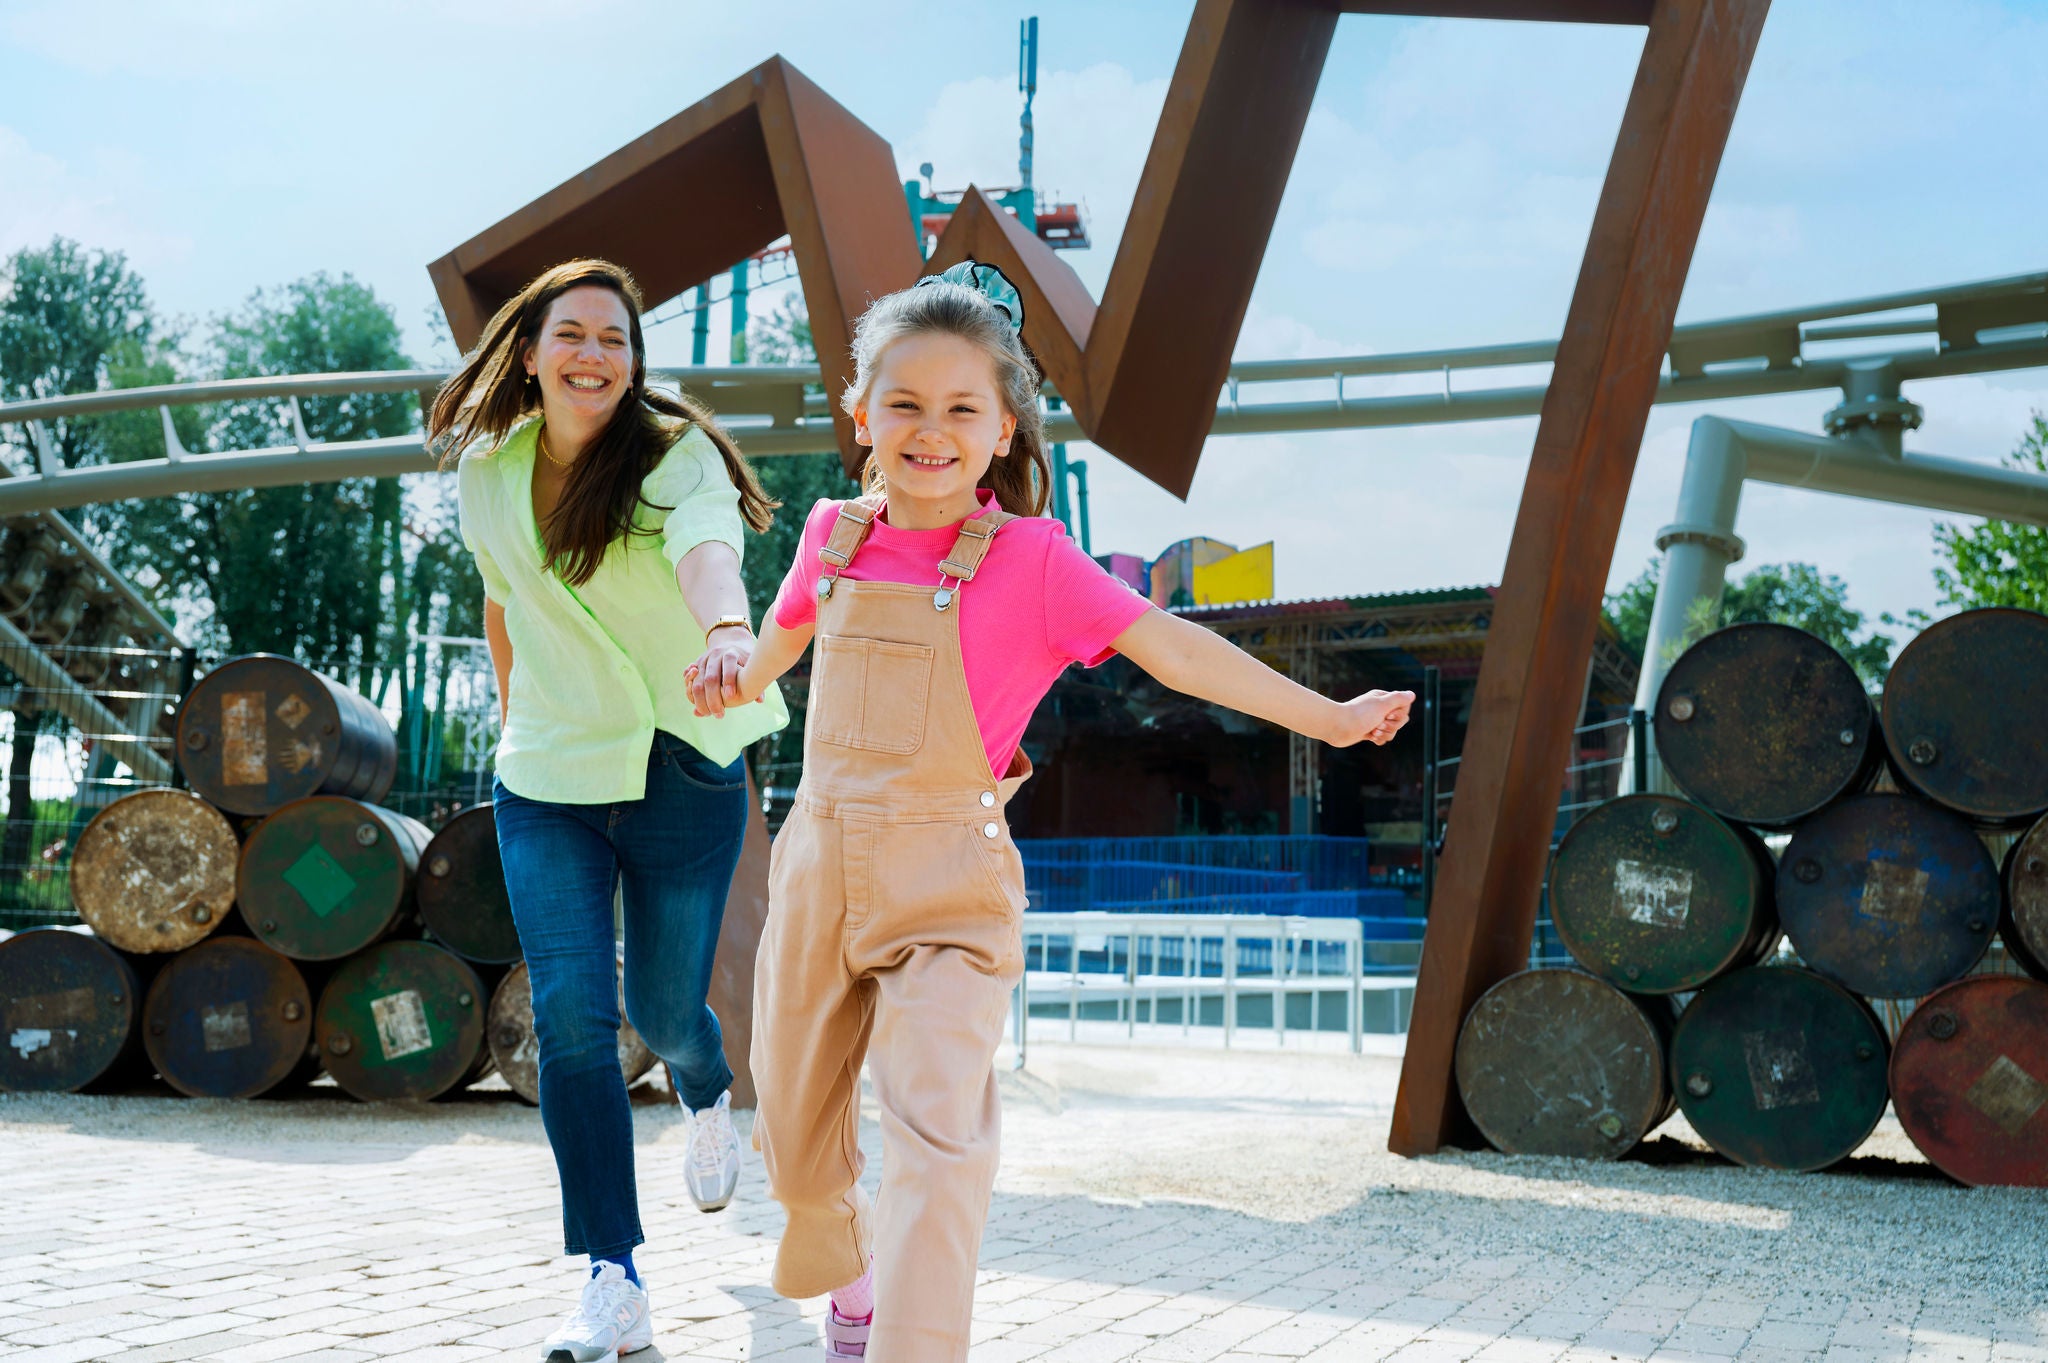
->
xmin=69 ymin=789 xmax=241 ymax=954
xmin=1890 ymin=975 xmax=2048 ymax=1187
xmin=1776 ymin=793 xmax=1997 ymax=998
xmin=416 ymin=805 xmax=521 ymax=966
xmin=486 ymin=957 xmax=657 ymax=1107
xmin=2001 ymin=812 xmax=2048 ymax=981
xmin=0 ymin=928 xmax=142 ymax=1092
xmin=239 ymin=797 xmax=432 ymax=962
xmin=1670 ymin=966 xmax=1889 ymax=1171
xmin=1883 ymin=608 xmax=2048 ymax=828
xmin=1455 ymin=968 xmax=1674 ymax=1159
xmin=1655 ymin=623 xmax=1879 ymax=828
xmin=315 ymin=940 xmax=489 ymax=1102
xmin=176 ymin=654 xmax=398 ymax=817
xmin=1548 ymin=794 xmax=1777 ymax=994
xmin=142 ymin=938 xmax=316 ymax=1099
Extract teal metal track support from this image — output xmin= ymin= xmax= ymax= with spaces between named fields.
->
xmin=729 ymin=262 xmax=750 ymax=364
xmin=691 ymin=283 xmax=711 ymax=365
xmin=1070 ymin=456 xmax=1091 ymax=555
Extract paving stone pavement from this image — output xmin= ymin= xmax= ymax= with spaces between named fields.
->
xmin=1 ymin=1042 xmax=2044 ymax=1363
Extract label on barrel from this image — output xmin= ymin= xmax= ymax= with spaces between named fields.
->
xmin=285 ymin=845 xmax=358 ymax=918
xmin=222 ymin=692 xmax=268 ymax=785
xmin=10 ymin=1027 xmax=67 ymax=1056
xmin=1964 ymin=1054 xmax=2048 ymax=1136
xmin=200 ymin=1002 xmax=252 ymax=1053
xmin=1741 ymin=1029 xmax=1821 ymax=1111
xmin=370 ymin=990 xmax=433 ymax=1061
xmin=12 ymin=987 xmax=93 ymax=1028
xmin=1614 ymin=860 xmax=1693 ymax=928
xmin=275 ymin=693 xmax=312 ymax=730
xmin=1859 ymin=860 xmax=1929 ymax=924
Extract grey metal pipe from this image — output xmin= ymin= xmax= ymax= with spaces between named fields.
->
xmin=0 ymin=622 xmax=172 ymax=784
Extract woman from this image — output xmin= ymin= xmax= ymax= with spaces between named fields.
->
xmin=432 ymin=258 xmax=787 ymax=1363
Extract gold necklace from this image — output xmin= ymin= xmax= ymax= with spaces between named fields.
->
xmin=538 ymin=429 xmax=574 ymax=470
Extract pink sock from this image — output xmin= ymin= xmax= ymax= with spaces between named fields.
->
xmin=830 ymin=1265 xmax=874 ymax=1320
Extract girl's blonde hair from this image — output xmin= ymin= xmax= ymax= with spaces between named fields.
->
xmin=839 ymin=278 xmax=1050 ymax=516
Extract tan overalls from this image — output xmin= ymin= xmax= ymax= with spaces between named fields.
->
xmin=752 ymin=499 xmax=1031 ymax=1362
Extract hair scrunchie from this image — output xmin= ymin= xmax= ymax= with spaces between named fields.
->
xmin=915 ymin=259 xmax=1025 ymax=337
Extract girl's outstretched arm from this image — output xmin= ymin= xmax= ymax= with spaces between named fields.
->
xmin=1112 ymin=608 xmax=1414 ymax=747
xmin=686 ymin=617 xmax=813 ymax=717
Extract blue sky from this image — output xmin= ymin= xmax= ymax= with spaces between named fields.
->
xmin=4 ymin=0 xmax=2045 ymax=635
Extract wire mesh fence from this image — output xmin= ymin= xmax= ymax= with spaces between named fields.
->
xmin=0 ymin=637 xmax=500 ymax=931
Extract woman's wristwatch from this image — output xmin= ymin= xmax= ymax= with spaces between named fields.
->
xmin=704 ymin=614 xmax=753 ymax=640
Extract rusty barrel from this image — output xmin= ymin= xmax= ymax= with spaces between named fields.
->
xmin=1454 ymin=968 xmax=1674 ymax=1160
xmin=1548 ymin=794 xmax=1777 ymax=994
xmin=0 ymin=928 xmax=143 ymax=1092
xmin=1883 ymin=608 xmax=2048 ymax=828
xmin=175 ymin=654 xmax=398 ymax=817
xmin=315 ymin=940 xmax=490 ymax=1101
xmin=2000 ymin=812 xmax=2048 ymax=980
xmin=1655 ymin=623 xmax=1879 ymax=828
xmin=486 ymin=957 xmax=658 ymax=1107
xmin=239 ymin=797 xmax=433 ymax=961
xmin=1776 ymin=793 xmax=1997 ymax=998
xmin=417 ymin=805 xmax=521 ymax=966
xmin=1669 ymin=966 xmax=1889 ymax=1171
xmin=1890 ymin=975 xmax=2048 ymax=1187
xmin=69 ymin=789 xmax=241 ymax=953
xmin=141 ymin=938 xmax=316 ymax=1098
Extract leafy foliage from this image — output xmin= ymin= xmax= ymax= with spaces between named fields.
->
xmin=1929 ymin=413 xmax=2048 ymax=614
xmin=1604 ymin=555 xmax=1894 ymax=685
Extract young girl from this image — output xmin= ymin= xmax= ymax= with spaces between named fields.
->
xmin=687 ymin=261 xmax=1412 ymax=1362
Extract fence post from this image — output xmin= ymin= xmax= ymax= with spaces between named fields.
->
xmin=1420 ymin=665 xmax=1441 ymax=916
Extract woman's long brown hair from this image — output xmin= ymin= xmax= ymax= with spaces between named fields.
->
xmin=428 ymin=259 xmax=776 ymax=587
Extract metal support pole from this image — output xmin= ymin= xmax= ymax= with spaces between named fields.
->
xmin=691 ymin=283 xmax=711 ymax=366
xmin=1070 ymin=458 xmax=1091 ymax=555
xmin=729 ymin=262 xmax=750 ymax=364
xmin=1419 ymin=665 xmax=1440 ymax=916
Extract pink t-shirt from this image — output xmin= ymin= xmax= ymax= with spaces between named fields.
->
xmin=772 ymin=491 xmax=1155 ymax=775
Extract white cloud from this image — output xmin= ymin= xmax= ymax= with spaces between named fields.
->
xmin=0 ymin=126 xmax=190 ymax=271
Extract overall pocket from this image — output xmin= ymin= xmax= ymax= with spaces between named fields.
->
xmin=808 ymin=636 xmax=934 ymax=755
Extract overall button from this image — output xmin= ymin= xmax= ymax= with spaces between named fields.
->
xmin=979 ymin=791 xmax=996 ymax=807
xmin=982 ymin=822 xmax=999 ymax=839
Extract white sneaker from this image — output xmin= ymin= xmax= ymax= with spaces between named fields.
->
xmin=684 ymin=1089 xmax=741 ymax=1212
xmin=540 ymin=1262 xmax=653 ymax=1363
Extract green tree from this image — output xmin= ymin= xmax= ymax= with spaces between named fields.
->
xmin=0 ymin=238 xmax=157 ymax=470
xmin=1928 ymin=413 xmax=2048 ymax=614
xmin=1604 ymin=555 xmax=1893 ymax=685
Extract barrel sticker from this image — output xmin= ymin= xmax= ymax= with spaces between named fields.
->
xmin=275 ymin=693 xmax=312 ymax=730
xmin=12 ymin=987 xmax=93 ymax=1028
xmin=1964 ymin=1055 xmax=2048 ymax=1136
xmin=279 ymin=738 xmax=321 ymax=776
xmin=370 ymin=990 xmax=432 ymax=1061
xmin=221 ymin=692 xmax=268 ymax=785
xmin=200 ymin=1002 xmax=252 ymax=1053
xmin=284 ymin=845 xmax=358 ymax=918
xmin=1741 ymin=1029 xmax=1821 ymax=1111
xmin=9 ymin=1028 xmax=66 ymax=1057
xmin=1614 ymin=860 xmax=1694 ymax=928
xmin=1859 ymin=860 xmax=1929 ymax=924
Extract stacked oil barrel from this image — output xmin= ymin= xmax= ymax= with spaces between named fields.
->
xmin=0 ymin=653 xmax=655 ymax=1105
xmin=1457 ymin=608 xmax=2048 ymax=1187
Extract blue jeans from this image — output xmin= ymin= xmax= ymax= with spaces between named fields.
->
xmin=493 ymin=732 xmax=747 ymax=1257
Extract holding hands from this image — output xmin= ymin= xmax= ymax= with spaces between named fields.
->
xmin=685 ymin=629 xmax=756 ymax=718
xmin=1327 ymin=688 xmax=1416 ymax=748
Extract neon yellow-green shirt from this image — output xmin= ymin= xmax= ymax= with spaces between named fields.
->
xmin=457 ymin=418 xmax=788 ymax=803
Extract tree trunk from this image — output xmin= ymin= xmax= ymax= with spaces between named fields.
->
xmin=1 ymin=711 xmax=43 ymax=899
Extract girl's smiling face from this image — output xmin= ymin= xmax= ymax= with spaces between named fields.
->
xmin=855 ymin=331 xmax=1018 ymax=525
xmin=523 ymin=285 xmax=634 ymax=430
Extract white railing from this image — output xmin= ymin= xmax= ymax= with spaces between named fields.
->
xmin=1009 ymin=912 xmax=1418 ymax=1065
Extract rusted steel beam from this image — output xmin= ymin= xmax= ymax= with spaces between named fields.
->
xmin=1389 ymin=0 xmax=1772 ymax=1156
xmin=1339 ymin=1 xmax=1655 ymax=22
xmin=1080 ymin=0 xmax=1338 ymax=497
xmin=428 ymin=57 xmax=917 ymax=466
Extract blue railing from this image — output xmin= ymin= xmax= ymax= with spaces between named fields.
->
xmin=1018 ymin=835 xmax=1374 ymax=888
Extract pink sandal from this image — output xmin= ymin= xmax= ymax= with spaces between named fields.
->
xmin=824 ymin=1304 xmax=871 ymax=1359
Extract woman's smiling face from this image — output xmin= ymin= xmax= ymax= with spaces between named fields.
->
xmin=854 ymin=331 xmax=1017 ymax=516
xmin=524 ymin=285 xmax=634 ymax=426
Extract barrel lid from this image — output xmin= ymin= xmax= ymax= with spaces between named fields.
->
xmin=70 ymin=789 xmax=240 ymax=953
xmin=176 ymin=655 xmax=348 ymax=816
xmin=2004 ymin=814 xmax=2048 ymax=980
xmin=486 ymin=955 xmax=653 ymax=1107
xmin=1656 ymin=623 xmax=1874 ymax=827
xmin=141 ymin=937 xmax=312 ymax=1099
xmin=1549 ymin=795 xmax=1771 ymax=994
xmin=1890 ymin=974 xmax=2048 ymax=1187
xmin=1884 ymin=608 xmax=2048 ymax=826
xmin=240 ymin=797 xmax=418 ymax=961
xmin=0 ymin=928 xmax=138 ymax=1093
xmin=1776 ymin=793 xmax=1997 ymax=998
xmin=1456 ymin=968 xmax=1671 ymax=1159
xmin=1670 ymin=965 xmax=1889 ymax=1171
xmin=417 ymin=805 xmax=521 ymax=966
xmin=316 ymin=940 xmax=485 ymax=1102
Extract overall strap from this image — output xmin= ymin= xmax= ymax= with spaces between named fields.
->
xmin=937 ymin=509 xmax=1017 ymax=583
xmin=815 ymin=497 xmax=882 ymax=602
